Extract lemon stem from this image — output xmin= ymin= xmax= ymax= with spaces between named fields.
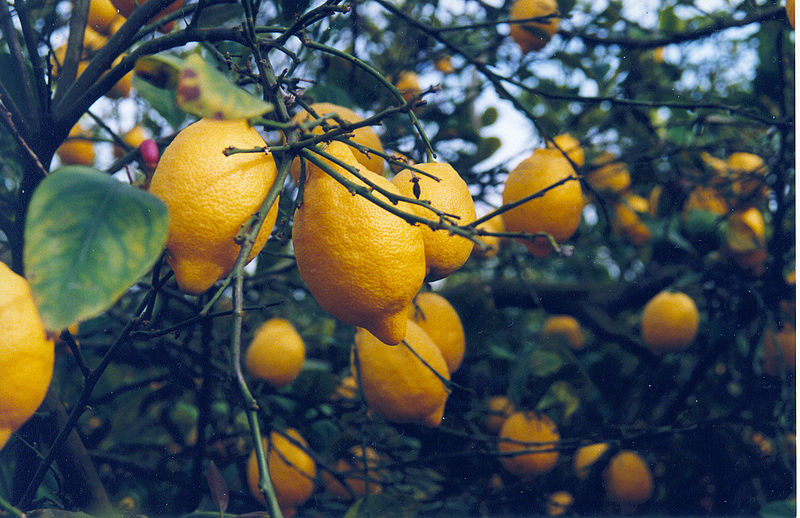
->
xmin=0 ymin=494 xmax=25 ymax=518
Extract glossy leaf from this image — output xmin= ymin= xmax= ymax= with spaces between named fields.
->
xmin=24 ymin=166 xmax=168 ymax=331
xmin=176 ymin=54 xmax=274 ymax=120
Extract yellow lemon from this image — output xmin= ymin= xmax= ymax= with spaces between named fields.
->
xmin=472 ymin=213 xmax=505 ymax=259
xmin=586 ymin=152 xmax=631 ymax=194
xmin=247 ymin=429 xmax=316 ymax=516
xmin=546 ymin=133 xmax=584 ymax=168
xmin=641 ymin=291 xmax=700 ymax=354
xmin=484 ymin=395 xmax=515 ymax=434
xmin=352 ymin=320 xmax=450 ymax=427
xmin=573 ymin=442 xmax=610 ymax=479
xmin=509 ymin=0 xmax=560 ymax=52
xmin=290 ymin=102 xmax=385 ymax=182
xmin=148 ymin=118 xmax=280 ymax=294
xmin=0 ymin=263 xmax=54 ymax=450
xmin=114 ymin=125 xmax=150 ymax=158
xmin=322 ymin=446 xmax=384 ymax=501
xmin=501 ymin=148 xmax=583 ymax=257
xmin=497 ymin=411 xmax=560 ymax=476
xmin=542 ymin=314 xmax=586 ymax=349
xmin=392 ymin=162 xmax=477 ymax=280
xmin=603 ymin=450 xmax=654 ymax=505
xmin=682 ymin=186 xmax=729 ymax=217
xmin=245 ymin=318 xmax=306 ymax=388
xmin=761 ymin=323 xmax=796 ymax=376
xmin=727 ymin=152 xmax=768 ymax=199
xmin=613 ymin=193 xmax=651 ymax=246
xmin=547 ymin=491 xmax=574 ymax=516
xmin=395 ymin=71 xmax=422 ymax=103
xmin=408 ymin=291 xmax=466 ymax=373
xmin=88 ymin=0 xmax=125 ymax=34
xmin=56 ymin=124 xmax=96 ymax=166
xmin=292 ymin=141 xmax=426 ymax=345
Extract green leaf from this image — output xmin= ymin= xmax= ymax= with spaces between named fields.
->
xmin=538 ymin=380 xmax=580 ymax=419
xmin=24 ymin=166 xmax=168 ymax=331
xmin=527 ymin=349 xmax=564 ymax=377
xmin=760 ymin=499 xmax=797 ymax=518
xmin=132 ymin=73 xmax=187 ymax=129
xmin=176 ymin=54 xmax=274 ymax=120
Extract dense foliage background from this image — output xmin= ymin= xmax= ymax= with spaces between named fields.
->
xmin=0 ymin=0 xmax=794 ymax=517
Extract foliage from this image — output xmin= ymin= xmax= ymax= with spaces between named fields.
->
xmin=0 ymin=0 xmax=794 ymax=517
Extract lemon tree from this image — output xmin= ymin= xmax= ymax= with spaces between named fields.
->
xmin=0 ymin=0 xmax=793 ymax=517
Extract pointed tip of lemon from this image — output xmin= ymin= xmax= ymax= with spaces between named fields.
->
xmin=365 ymin=310 xmax=409 ymax=345
xmin=169 ymin=256 xmax=225 ymax=294
xmin=0 ymin=428 xmax=12 ymax=451
xmin=421 ymin=403 xmax=445 ymax=427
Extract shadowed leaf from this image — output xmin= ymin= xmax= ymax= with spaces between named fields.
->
xmin=207 ymin=460 xmax=229 ymax=516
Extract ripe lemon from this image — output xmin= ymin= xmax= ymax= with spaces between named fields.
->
xmin=612 ymin=193 xmax=651 ymax=246
xmin=546 ymin=133 xmax=584 ymax=168
xmin=114 ymin=125 xmax=150 ymax=158
xmin=761 ymin=323 xmax=796 ymax=376
xmin=395 ymin=71 xmax=422 ymax=103
xmin=245 ymin=318 xmax=306 ymax=388
xmin=472 ymin=213 xmax=505 ymax=259
xmin=509 ymin=0 xmax=560 ymax=53
xmin=289 ymin=102 xmax=385 ymax=182
xmin=484 ymin=395 xmax=515 ymax=434
xmin=0 ymin=263 xmax=55 ymax=450
xmin=392 ymin=162 xmax=477 ymax=280
xmin=727 ymin=152 xmax=768 ymax=198
xmin=434 ymin=56 xmax=455 ymax=74
xmin=682 ymin=186 xmax=729 ymax=217
xmin=292 ymin=141 xmax=426 ymax=345
xmin=497 ymin=411 xmax=560 ymax=476
xmin=573 ymin=442 xmax=610 ymax=479
xmin=542 ymin=314 xmax=586 ymax=350
xmin=408 ymin=291 xmax=466 ymax=373
xmin=726 ymin=207 xmax=767 ymax=275
xmin=56 ymin=124 xmax=96 ymax=166
xmin=501 ymin=148 xmax=583 ymax=257
xmin=352 ymin=320 xmax=450 ymax=427
xmin=788 ymin=0 xmax=795 ymax=28
xmin=640 ymin=291 xmax=700 ymax=354
xmin=247 ymin=429 xmax=316 ymax=517
xmin=603 ymin=450 xmax=654 ymax=505
xmin=547 ymin=491 xmax=574 ymax=516
xmin=88 ymin=0 xmax=125 ymax=34
xmin=148 ymin=118 xmax=280 ymax=295
xmin=322 ymin=445 xmax=384 ymax=501
xmin=586 ymin=152 xmax=631 ymax=194
xmin=330 ymin=374 xmax=358 ymax=402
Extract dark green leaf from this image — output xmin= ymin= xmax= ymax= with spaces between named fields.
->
xmin=760 ymin=499 xmax=797 ymax=518
xmin=345 ymin=494 xmax=419 ymax=518
xmin=24 ymin=166 xmax=168 ymax=331
xmin=528 ymin=349 xmax=564 ymax=377
xmin=132 ymin=74 xmax=187 ymax=129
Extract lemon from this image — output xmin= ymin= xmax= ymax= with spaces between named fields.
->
xmin=56 ymin=124 xmax=96 ymax=166
xmin=395 ymin=71 xmax=422 ymax=103
xmin=761 ymin=323 xmax=796 ymax=376
xmin=501 ymin=148 xmax=583 ymax=257
xmin=352 ymin=320 xmax=450 ymax=427
xmin=573 ymin=442 xmax=610 ymax=479
xmin=603 ymin=450 xmax=654 ymax=505
xmin=472 ymin=213 xmax=505 ymax=259
xmin=292 ymin=141 xmax=426 ymax=345
xmin=497 ymin=411 xmax=560 ymax=476
xmin=682 ymin=186 xmax=729 ymax=217
xmin=727 ymin=152 xmax=767 ymax=198
xmin=247 ymin=429 xmax=316 ymax=517
xmin=641 ymin=291 xmax=700 ymax=354
xmin=322 ymin=445 xmax=384 ymax=501
xmin=110 ymin=0 xmax=182 ymax=31
xmin=547 ymin=491 xmax=574 ymax=516
xmin=612 ymin=193 xmax=651 ymax=246
xmin=88 ymin=0 xmax=125 ymax=35
xmin=0 ymin=262 xmax=55 ymax=450
xmin=542 ymin=314 xmax=586 ymax=349
xmin=408 ymin=291 xmax=466 ymax=373
xmin=114 ymin=125 xmax=150 ymax=158
xmin=509 ymin=0 xmax=560 ymax=52
xmin=392 ymin=162 xmax=477 ymax=280
xmin=484 ymin=395 xmax=515 ymax=434
xmin=546 ymin=133 xmax=584 ymax=168
xmin=148 ymin=118 xmax=280 ymax=294
xmin=725 ymin=207 xmax=767 ymax=275
xmin=290 ymin=102 xmax=385 ymax=182
xmin=245 ymin=318 xmax=306 ymax=388
xmin=788 ymin=0 xmax=795 ymax=28
xmin=586 ymin=152 xmax=631 ymax=194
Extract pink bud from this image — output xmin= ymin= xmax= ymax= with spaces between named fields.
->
xmin=140 ymin=139 xmax=160 ymax=170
